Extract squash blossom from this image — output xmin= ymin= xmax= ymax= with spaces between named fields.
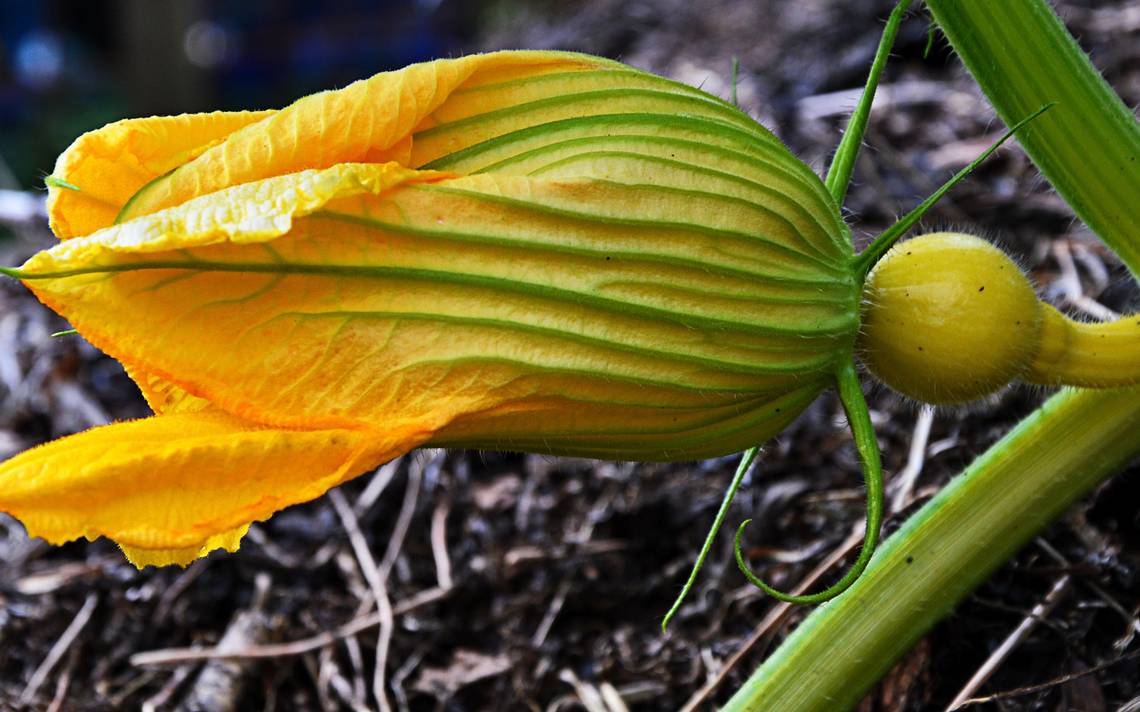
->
xmin=0 ymin=51 xmax=861 ymax=567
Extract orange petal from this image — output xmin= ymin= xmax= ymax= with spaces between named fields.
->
xmin=0 ymin=410 xmax=426 ymax=566
xmin=116 ymin=51 xmax=612 ymax=221
xmin=46 ymin=110 xmax=274 ymax=239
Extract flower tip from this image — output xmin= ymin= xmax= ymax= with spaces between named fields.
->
xmin=118 ymin=524 xmax=250 ymax=569
xmin=44 ymin=175 xmax=81 ymax=192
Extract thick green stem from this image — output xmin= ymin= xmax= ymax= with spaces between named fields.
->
xmin=724 ymin=387 xmax=1140 ymax=711
xmin=927 ymin=0 xmax=1140 ymax=277
xmin=725 ymin=0 xmax=1140 ymax=709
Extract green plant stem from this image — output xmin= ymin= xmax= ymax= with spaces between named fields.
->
xmin=824 ymin=0 xmax=913 ymax=205
xmin=723 ymin=386 xmax=1140 ymax=711
xmin=725 ymin=0 xmax=1140 ymax=709
xmin=661 ymin=446 xmax=760 ymax=632
xmin=732 ymin=362 xmax=883 ymax=603
xmin=927 ymin=0 xmax=1140 ymax=277
xmin=852 ymin=105 xmax=1050 ymax=283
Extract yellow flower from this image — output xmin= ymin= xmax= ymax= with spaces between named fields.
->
xmin=0 ymin=51 xmax=857 ymax=566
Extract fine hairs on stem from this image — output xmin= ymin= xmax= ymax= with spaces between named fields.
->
xmin=852 ymin=103 xmax=1054 ymax=284
xmin=661 ymin=447 xmax=760 ymax=632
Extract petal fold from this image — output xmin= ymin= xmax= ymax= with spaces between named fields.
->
xmin=116 ymin=51 xmax=615 ymax=222
xmin=47 ymin=110 xmax=274 ymax=239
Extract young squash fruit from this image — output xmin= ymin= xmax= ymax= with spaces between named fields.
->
xmin=860 ymin=232 xmax=1140 ymax=405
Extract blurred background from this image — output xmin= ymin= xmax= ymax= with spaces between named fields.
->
xmin=0 ymin=0 xmax=489 ymax=191
xmin=1 ymin=1 xmax=1139 ymax=710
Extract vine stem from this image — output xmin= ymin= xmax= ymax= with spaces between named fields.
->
xmin=723 ymin=386 xmax=1140 ymax=711
xmin=852 ymin=104 xmax=1051 ymax=283
xmin=732 ymin=362 xmax=882 ymax=603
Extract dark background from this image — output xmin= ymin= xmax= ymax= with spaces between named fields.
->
xmin=1 ymin=1 xmax=1139 ymax=710
xmin=0 ymin=0 xmax=490 ymax=191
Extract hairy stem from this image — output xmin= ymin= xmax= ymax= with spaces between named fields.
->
xmin=732 ymin=362 xmax=882 ymax=603
xmin=724 ymin=386 xmax=1140 ymax=711
xmin=661 ymin=446 xmax=760 ymax=632
xmin=824 ymin=0 xmax=913 ymax=205
xmin=853 ymin=105 xmax=1050 ymax=283
xmin=928 ymin=0 xmax=1140 ymax=278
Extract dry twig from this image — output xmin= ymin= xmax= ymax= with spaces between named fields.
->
xmin=678 ymin=526 xmax=866 ymax=712
xmin=889 ymin=404 xmax=936 ymax=512
xmin=379 ymin=452 xmax=433 ymax=580
xmin=953 ymin=649 xmax=1140 ymax=707
xmin=45 ymin=646 xmax=79 ymax=712
xmin=175 ymin=572 xmax=274 ymax=712
xmin=430 ymin=496 xmax=453 ymax=589
xmin=1051 ymin=240 xmax=1120 ymax=321
xmin=140 ymin=666 xmax=195 ymax=712
xmin=20 ymin=593 xmax=97 ymax=705
xmin=330 ymin=487 xmax=395 ymax=712
xmin=945 ymin=574 xmax=1072 ymax=710
xmin=130 ymin=588 xmax=451 ymax=668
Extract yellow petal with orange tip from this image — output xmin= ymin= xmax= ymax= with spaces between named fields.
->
xmin=46 ymin=110 xmax=274 ymax=239
xmin=0 ymin=409 xmax=422 ymax=567
xmin=14 ymin=156 xmax=855 ymax=460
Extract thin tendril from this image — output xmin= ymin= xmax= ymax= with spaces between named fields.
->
xmin=852 ymin=103 xmax=1054 ymax=284
xmin=733 ymin=361 xmax=882 ymax=603
xmin=730 ymin=57 xmax=741 ymax=108
xmin=824 ymin=0 xmax=914 ymax=205
xmin=924 ymin=21 xmax=937 ymax=59
xmin=661 ymin=446 xmax=760 ymax=632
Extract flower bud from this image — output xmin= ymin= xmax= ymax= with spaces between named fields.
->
xmin=2 ymin=51 xmax=861 ymax=565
